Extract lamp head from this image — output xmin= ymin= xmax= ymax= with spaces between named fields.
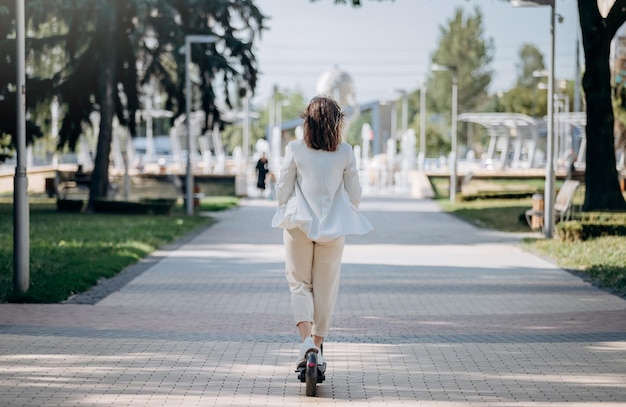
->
xmin=510 ymin=0 xmax=554 ymax=6
xmin=431 ymin=64 xmax=449 ymax=72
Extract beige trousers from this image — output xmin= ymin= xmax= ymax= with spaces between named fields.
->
xmin=283 ymin=228 xmax=345 ymax=338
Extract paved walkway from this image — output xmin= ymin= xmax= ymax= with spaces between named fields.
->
xmin=1 ymin=196 xmax=626 ymax=406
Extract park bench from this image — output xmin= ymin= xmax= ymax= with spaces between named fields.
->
xmin=525 ymin=179 xmax=580 ymax=230
xmin=46 ymin=170 xmax=91 ymax=199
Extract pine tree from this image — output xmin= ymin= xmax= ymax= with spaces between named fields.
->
xmin=0 ymin=0 xmax=265 ymax=209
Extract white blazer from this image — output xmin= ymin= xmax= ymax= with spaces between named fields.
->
xmin=272 ymin=139 xmax=373 ymax=241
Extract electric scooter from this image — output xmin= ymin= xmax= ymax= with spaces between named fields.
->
xmin=296 ymin=345 xmax=326 ymax=397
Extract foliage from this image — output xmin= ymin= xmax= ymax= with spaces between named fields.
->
xmin=426 ymin=6 xmax=494 ymax=155
xmin=497 ymin=44 xmax=576 ymax=118
xmin=0 ymin=2 xmax=39 ymax=147
xmin=439 ymin=196 xmax=533 ymax=233
xmin=460 ymin=190 xmax=537 ymax=201
xmin=438 ymin=193 xmax=626 ymax=295
xmin=557 ymin=219 xmax=626 ymax=241
xmin=1 ymin=0 xmax=266 ymax=146
xmin=525 ymin=236 xmax=626 ymax=296
xmin=323 ymin=0 xmax=626 ymax=213
xmin=197 ymin=196 xmax=239 ymax=212
xmin=0 ymin=198 xmax=212 ymax=303
xmin=0 ymin=0 xmax=266 ymax=209
xmin=499 ymin=86 xmax=545 ymax=117
xmin=437 ymin=188 xmax=626 ymax=297
xmin=516 ymin=44 xmax=546 ymax=89
xmin=428 ymin=6 xmax=493 ymax=115
xmin=0 ymin=195 xmax=239 ymax=303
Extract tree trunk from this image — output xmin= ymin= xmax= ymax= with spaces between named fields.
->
xmin=87 ymin=5 xmax=118 ymax=211
xmin=579 ymin=1 xmax=626 ymax=211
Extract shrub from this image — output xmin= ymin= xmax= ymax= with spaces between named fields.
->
xmin=461 ymin=190 xmax=538 ymax=202
xmin=56 ymin=199 xmax=84 ymax=212
xmin=92 ymin=199 xmax=149 ymax=214
xmin=139 ymin=198 xmax=177 ymax=215
xmin=557 ymin=219 xmax=626 ymax=241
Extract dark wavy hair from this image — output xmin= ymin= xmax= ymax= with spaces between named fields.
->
xmin=300 ymin=96 xmax=345 ymax=151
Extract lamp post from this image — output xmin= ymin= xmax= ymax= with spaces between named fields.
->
xmin=239 ymin=86 xmax=251 ymax=165
xmin=272 ymin=99 xmax=290 ymax=175
xmin=512 ymin=0 xmax=556 ymax=238
xmin=394 ymin=89 xmax=408 ymax=137
xmin=14 ymin=0 xmax=29 ymax=293
xmin=418 ymin=82 xmax=427 ymax=170
xmin=276 ymin=98 xmax=290 ymax=133
xmin=184 ymin=35 xmax=217 ymax=215
xmin=432 ymin=64 xmax=458 ymax=202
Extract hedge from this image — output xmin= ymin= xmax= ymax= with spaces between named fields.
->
xmin=557 ymin=214 xmax=626 ymax=241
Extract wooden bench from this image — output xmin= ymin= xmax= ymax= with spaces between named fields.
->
xmin=525 ymin=180 xmax=580 ymax=230
xmin=50 ymin=170 xmax=91 ymax=199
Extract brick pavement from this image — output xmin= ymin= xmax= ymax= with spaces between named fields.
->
xmin=1 ymin=196 xmax=626 ymax=406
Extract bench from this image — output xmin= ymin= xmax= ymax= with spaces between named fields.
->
xmin=46 ymin=170 xmax=91 ymax=199
xmin=525 ymin=180 xmax=580 ymax=230
xmin=458 ymin=171 xmax=473 ymax=193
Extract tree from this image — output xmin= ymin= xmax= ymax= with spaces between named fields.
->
xmin=1 ymin=0 xmax=265 ymax=210
xmin=429 ymin=7 xmax=493 ymax=115
xmin=427 ymin=6 xmax=494 ymax=154
xmin=499 ymin=44 xmax=548 ymax=116
xmin=334 ymin=0 xmax=625 ymax=211
xmin=578 ymin=1 xmax=626 ymax=210
xmin=517 ymin=44 xmax=546 ymax=88
xmin=0 ymin=3 xmax=47 ymax=161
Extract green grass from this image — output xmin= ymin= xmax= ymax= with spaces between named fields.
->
xmin=438 ymin=194 xmax=626 ymax=297
xmin=523 ymin=236 xmax=626 ymax=295
xmin=439 ymin=198 xmax=532 ymax=232
xmin=197 ymin=196 xmax=239 ymax=212
xmin=0 ymin=195 xmax=237 ymax=303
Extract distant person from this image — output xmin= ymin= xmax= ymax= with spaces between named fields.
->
xmin=272 ymin=96 xmax=373 ymax=372
xmin=256 ymin=152 xmax=269 ymax=197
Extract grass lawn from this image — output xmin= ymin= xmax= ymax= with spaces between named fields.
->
xmin=439 ymin=197 xmax=532 ymax=232
xmin=438 ymin=191 xmax=626 ymax=298
xmin=525 ymin=236 xmax=626 ymax=296
xmin=1 ymin=195 xmax=238 ymax=303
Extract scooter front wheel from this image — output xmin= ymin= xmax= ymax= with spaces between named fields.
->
xmin=305 ymin=352 xmax=318 ymax=397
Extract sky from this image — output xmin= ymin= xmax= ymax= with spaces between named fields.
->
xmin=250 ymin=0 xmax=581 ymax=106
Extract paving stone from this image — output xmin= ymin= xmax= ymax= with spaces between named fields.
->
xmin=0 ymin=196 xmax=625 ymax=406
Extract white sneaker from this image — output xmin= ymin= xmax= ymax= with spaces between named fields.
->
xmin=297 ymin=337 xmax=319 ymax=367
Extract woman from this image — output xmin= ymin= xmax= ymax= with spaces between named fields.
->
xmin=272 ymin=96 xmax=373 ymax=370
xmin=256 ymin=152 xmax=269 ymax=197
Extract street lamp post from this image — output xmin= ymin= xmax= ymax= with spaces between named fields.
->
xmin=432 ymin=64 xmax=458 ymax=202
xmin=272 ymin=99 xmax=290 ymax=175
xmin=243 ymin=89 xmax=250 ymax=165
xmin=184 ymin=35 xmax=217 ymax=215
xmin=14 ymin=0 xmax=29 ymax=293
xmin=512 ymin=0 xmax=556 ymax=238
xmin=418 ymin=82 xmax=427 ymax=170
xmin=394 ymin=89 xmax=408 ymax=137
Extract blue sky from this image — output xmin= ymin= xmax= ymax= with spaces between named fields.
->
xmin=251 ymin=0 xmax=580 ymax=105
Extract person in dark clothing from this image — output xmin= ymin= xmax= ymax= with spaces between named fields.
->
xmin=256 ymin=152 xmax=269 ymax=197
